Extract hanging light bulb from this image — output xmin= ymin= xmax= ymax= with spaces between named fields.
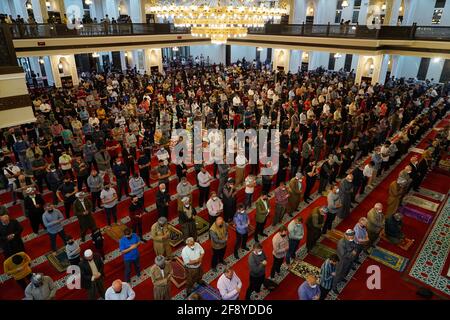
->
xmin=45 ymin=1 xmax=51 ymax=8
xmin=381 ymin=3 xmax=387 ymax=10
xmin=39 ymin=57 xmax=45 ymax=64
xmin=92 ymin=52 xmax=99 ymax=58
xmin=172 ymin=46 xmax=179 ymax=51
xmin=85 ymin=0 xmax=92 ymax=5
xmin=334 ymin=53 xmax=342 ymax=58
xmin=257 ymin=47 xmax=263 ymax=51
xmin=342 ymin=0 xmax=349 ymax=8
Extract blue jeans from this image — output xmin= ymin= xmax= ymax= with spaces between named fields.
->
xmin=286 ymin=238 xmax=300 ymax=264
xmin=124 ymin=256 xmax=141 ymax=283
xmin=49 ymin=230 xmax=68 ymax=252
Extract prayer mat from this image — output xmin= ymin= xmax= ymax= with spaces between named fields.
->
xmin=410 ymin=147 xmax=425 ymax=154
xmin=190 ymin=283 xmax=222 ymax=300
xmin=417 ymin=188 xmax=446 ymax=202
xmin=195 ymin=215 xmax=210 ymax=235
xmin=168 ymin=224 xmax=184 ymax=247
xmin=309 ymin=243 xmax=336 ymax=260
xmin=289 ymin=260 xmax=321 ymax=281
xmin=380 ymin=231 xmax=415 ymax=251
xmin=369 ymin=247 xmax=409 ymax=272
xmin=324 ymin=229 xmax=345 ymax=243
xmin=404 ymin=195 xmax=439 ymax=213
xmin=170 ymin=257 xmax=187 ymax=288
xmin=229 ymin=222 xmax=255 ymax=236
xmin=400 ymin=206 xmax=434 ymax=224
xmin=46 ymin=247 xmax=70 ymax=273
xmin=438 ymin=159 xmax=450 ymax=171
xmin=104 ymin=224 xmax=128 ymax=242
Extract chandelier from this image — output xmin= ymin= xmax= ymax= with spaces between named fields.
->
xmin=148 ymin=1 xmax=287 ymax=44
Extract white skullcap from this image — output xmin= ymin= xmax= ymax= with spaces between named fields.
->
xmin=84 ymin=249 xmax=93 ymax=258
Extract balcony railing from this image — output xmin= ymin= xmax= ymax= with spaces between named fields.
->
xmin=7 ymin=22 xmax=450 ymax=41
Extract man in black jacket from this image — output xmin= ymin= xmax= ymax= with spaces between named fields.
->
xmin=79 ymin=249 xmax=105 ymax=300
xmin=156 ymin=183 xmax=170 ymax=218
xmin=23 ymin=187 xmax=46 ymax=234
xmin=0 ymin=214 xmax=25 ymax=258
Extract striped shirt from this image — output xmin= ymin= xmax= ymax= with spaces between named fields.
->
xmin=319 ymin=258 xmax=336 ymax=290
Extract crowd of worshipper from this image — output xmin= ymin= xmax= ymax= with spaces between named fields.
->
xmin=0 ymin=59 xmax=449 ymax=300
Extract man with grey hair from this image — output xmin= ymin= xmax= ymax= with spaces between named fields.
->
xmin=367 ymin=203 xmax=385 ymax=247
xmin=176 ymin=176 xmax=193 ymax=210
xmin=353 ymin=217 xmax=370 ymax=260
xmin=105 ymin=279 xmax=136 ymax=300
xmin=181 ymin=237 xmax=206 ymax=296
xmin=24 ymin=273 xmax=56 ymax=300
xmin=150 ymin=255 xmax=173 ymax=300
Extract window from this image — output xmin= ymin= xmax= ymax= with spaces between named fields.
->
xmin=435 ymin=0 xmax=446 ymax=8
xmin=352 ymin=10 xmax=359 ymax=23
xmin=335 ymin=10 xmax=343 ymax=23
xmin=328 ymin=53 xmax=336 ymax=70
xmin=417 ymin=58 xmax=430 ymax=81
xmin=82 ymin=1 xmax=91 ymax=19
xmin=354 ymin=0 xmax=362 ymax=8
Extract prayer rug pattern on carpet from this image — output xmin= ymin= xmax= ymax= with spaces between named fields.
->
xmin=195 ymin=215 xmax=210 ymax=235
xmin=104 ymin=224 xmax=128 ymax=242
xmin=417 ymin=188 xmax=446 ymax=202
xmin=168 ymin=224 xmax=184 ymax=247
xmin=409 ymin=197 xmax=450 ymax=297
xmin=170 ymin=257 xmax=187 ymax=288
xmin=404 ymin=195 xmax=440 ymax=212
xmin=309 ymin=243 xmax=336 ymax=260
xmin=46 ymin=247 xmax=70 ymax=273
xmin=369 ymin=246 xmax=409 ymax=272
xmin=190 ymin=284 xmax=222 ymax=300
xmin=288 ymin=260 xmax=321 ymax=281
xmin=400 ymin=206 xmax=434 ymax=224
xmin=324 ymin=229 xmax=345 ymax=243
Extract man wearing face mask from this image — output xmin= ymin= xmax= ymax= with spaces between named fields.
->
xmin=255 ymin=192 xmax=270 ymax=243
xmin=245 ymin=242 xmax=267 ymax=300
xmin=23 ymin=187 xmax=45 ymax=234
xmin=129 ymin=172 xmax=147 ymax=209
xmin=100 ymin=184 xmax=118 ymax=226
xmin=105 ymin=279 xmax=136 ymax=300
xmin=223 ymin=178 xmax=237 ymax=223
xmin=270 ymin=225 xmax=289 ymax=279
xmin=233 ymin=204 xmax=250 ymax=259
xmin=287 ymin=217 xmax=304 ymax=264
xmin=206 ymin=192 xmax=223 ymax=226
xmin=157 ymin=159 xmax=171 ymax=193
xmin=129 ymin=196 xmax=146 ymax=242
xmin=73 ymin=192 xmax=97 ymax=242
xmin=176 ymin=177 xmax=193 ymax=211
xmin=156 ymin=183 xmax=170 ymax=218
xmin=181 ymin=237 xmax=206 ymax=296
xmin=87 ymin=169 xmax=104 ymax=211
xmin=298 ymin=274 xmax=320 ymax=300
xmin=57 ymin=175 xmax=78 ymax=219
xmin=150 ymin=217 xmax=172 ymax=259
xmin=79 ymin=249 xmax=105 ymax=300
xmin=367 ymin=203 xmax=385 ymax=247
xmin=65 ymin=235 xmax=80 ymax=265
xmin=338 ymin=174 xmax=354 ymax=220
xmin=273 ymin=181 xmax=290 ymax=226
xmin=287 ymin=172 xmax=304 ymax=215
xmin=198 ymin=166 xmax=213 ymax=208
xmin=353 ymin=217 xmax=370 ymax=261
xmin=156 ymin=146 xmax=170 ymax=162
xmin=42 ymin=203 xmax=68 ymax=253
xmin=209 ymin=216 xmax=228 ymax=271
xmin=386 ymin=176 xmax=408 ymax=217
xmin=149 ymin=255 xmax=173 ymax=300
xmin=217 ymin=267 xmax=242 ymax=300
xmin=24 ymin=273 xmax=56 ymax=300
xmin=179 ymin=197 xmax=198 ymax=241
xmin=119 ymin=228 xmax=142 ymax=283
xmin=323 ymin=185 xmax=342 ymax=234
xmin=331 ymin=229 xmax=358 ymax=294
xmin=112 ymin=157 xmax=129 ymax=200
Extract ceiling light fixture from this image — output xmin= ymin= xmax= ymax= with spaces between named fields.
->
xmin=341 ymin=0 xmax=349 ymax=8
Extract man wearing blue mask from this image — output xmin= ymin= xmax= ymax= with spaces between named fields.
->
xmin=181 ymin=237 xmax=206 ymax=296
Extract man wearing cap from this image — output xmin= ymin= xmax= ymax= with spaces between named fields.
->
xmin=287 ymin=173 xmax=304 ymax=215
xmin=42 ymin=204 xmax=68 ymax=253
xmin=24 ymin=273 xmax=56 ymax=300
xmin=367 ymin=203 xmax=385 ymax=247
xmin=150 ymin=217 xmax=172 ymax=258
xmin=181 ymin=237 xmax=205 ymax=296
xmin=23 ymin=187 xmax=45 ymax=234
xmin=209 ymin=216 xmax=228 ymax=271
xmin=306 ymin=206 xmax=327 ymax=251
xmin=119 ymin=228 xmax=142 ymax=283
xmin=150 ymin=255 xmax=173 ymax=300
xmin=255 ymin=193 xmax=270 ymax=243
xmin=332 ymin=229 xmax=358 ymax=294
xmin=386 ymin=176 xmax=408 ymax=217
xmin=156 ymin=183 xmax=170 ymax=218
xmin=179 ymin=197 xmax=198 ymax=241
xmin=105 ymin=279 xmax=136 ymax=300
xmin=385 ymin=212 xmax=405 ymax=244
xmin=79 ymin=249 xmax=105 ymax=300
xmin=73 ymin=191 xmax=97 ymax=242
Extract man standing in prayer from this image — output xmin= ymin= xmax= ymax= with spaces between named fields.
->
xmin=255 ymin=192 xmax=270 ymax=242
xmin=306 ymin=206 xmax=327 ymax=251
xmin=287 ymin=172 xmax=303 ymax=215
xmin=105 ymin=279 xmax=136 ymax=300
xmin=179 ymin=197 xmax=198 ymax=241
xmin=298 ymin=274 xmax=320 ymax=300
xmin=73 ymin=191 xmax=97 ymax=242
xmin=367 ymin=203 xmax=385 ymax=247
xmin=319 ymin=254 xmax=339 ymax=300
xmin=79 ymin=249 xmax=105 ymax=300
xmin=150 ymin=217 xmax=172 ymax=259
xmin=217 ymin=267 xmax=242 ymax=300
xmin=270 ymin=225 xmax=289 ymax=279
xmin=332 ymin=229 xmax=357 ymax=294
xmin=181 ymin=237 xmax=206 ymax=296
xmin=150 ymin=255 xmax=173 ymax=300
xmin=286 ymin=217 xmax=304 ymax=264
xmin=272 ymin=181 xmax=290 ymax=225
xmin=209 ymin=216 xmax=228 ymax=272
